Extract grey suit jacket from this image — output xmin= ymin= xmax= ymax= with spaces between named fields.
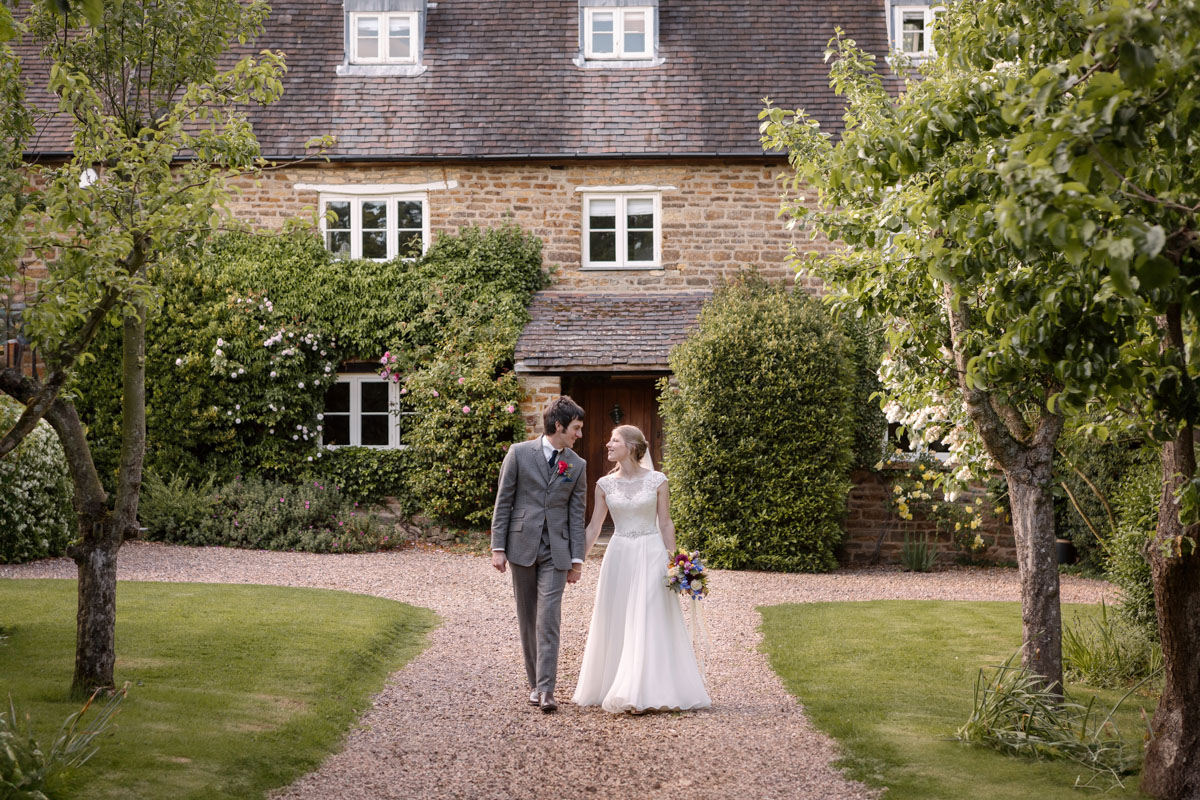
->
xmin=490 ymin=438 xmax=587 ymax=570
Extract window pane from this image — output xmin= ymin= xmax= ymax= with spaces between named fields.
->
xmin=624 ymin=11 xmax=646 ymax=54
xmin=589 ymin=198 xmax=617 ymax=229
xmin=324 ymin=414 xmax=350 ymax=446
xmin=902 ymin=14 xmax=925 ymax=53
xmin=326 ymin=230 xmax=351 ymax=256
xmin=362 ymin=200 xmax=388 ymax=230
xmin=398 ymin=231 xmax=423 ymax=259
xmin=326 ymin=200 xmax=351 ymax=229
xmin=362 ymin=230 xmax=387 ymax=259
xmin=589 ymin=231 xmax=617 ymax=262
xmin=361 ymin=381 xmax=390 ymax=413
xmin=591 ymin=12 xmax=614 ymax=54
xmin=396 ymin=200 xmax=423 ymax=229
xmin=361 ymin=414 xmax=390 ymax=446
xmin=628 ymin=230 xmax=654 ymax=262
xmin=325 ymin=382 xmax=350 ymax=413
xmin=356 ymin=16 xmax=380 ymax=60
xmin=627 ymin=198 xmax=654 ymax=229
xmin=388 ymin=16 xmax=411 ymax=60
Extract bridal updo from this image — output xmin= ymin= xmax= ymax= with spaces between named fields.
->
xmin=608 ymin=424 xmax=652 ymax=473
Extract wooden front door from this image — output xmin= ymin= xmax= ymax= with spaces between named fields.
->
xmin=562 ymin=375 xmax=665 ymax=523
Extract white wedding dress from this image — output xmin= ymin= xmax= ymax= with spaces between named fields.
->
xmin=572 ymin=470 xmax=711 ymax=713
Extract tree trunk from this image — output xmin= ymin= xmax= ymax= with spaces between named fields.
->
xmin=944 ymin=288 xmax=1065 ymax=691
xmin=69 ymin=300 xmax=146 ymax=698
xmin=1005 ymin=446 xmax=1064 ymax=692
xmin=1141 ymin=307 xmax=1200 ymax=799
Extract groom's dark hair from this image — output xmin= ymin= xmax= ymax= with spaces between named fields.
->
xmin=544 ymin=395 xmax=585 ymax=435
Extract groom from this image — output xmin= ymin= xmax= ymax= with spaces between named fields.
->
xmin=491 ymin=395 xmax=587 ymax=713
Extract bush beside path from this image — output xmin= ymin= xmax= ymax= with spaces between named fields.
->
xmin=1 ymin=543 xmax=1115 ymax=800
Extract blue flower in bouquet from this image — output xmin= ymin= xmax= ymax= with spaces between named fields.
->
xmin=665 ymin=548 xmax=710 ymax=599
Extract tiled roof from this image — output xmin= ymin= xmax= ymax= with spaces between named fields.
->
xmin=514 ymin=291 xmax=709 ymax=371
xmin=18 ymin=1 xmax=891 ymax=159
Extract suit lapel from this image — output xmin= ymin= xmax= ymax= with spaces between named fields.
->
xmin=534 ymin=439 xmax=554 ymax=487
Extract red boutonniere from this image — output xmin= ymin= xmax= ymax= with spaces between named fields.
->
xmin=556 ymin=460 xmax=573 ymax=481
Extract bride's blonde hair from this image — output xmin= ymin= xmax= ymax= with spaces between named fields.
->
xmin=608 ymin=424 xmax=652 ymax=474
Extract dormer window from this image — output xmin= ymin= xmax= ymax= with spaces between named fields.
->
xmin=888 ymin=3 xmax=941 ymax=60
xmin=351 ymin=12 xmax=417 ymax=64
xmin=576 ymin=1 xmax=662 ymax=68
xmin=584 ymin=7 xmax=653 ymax=60
xmin=338 ymin=0 xmax=428 ymax=76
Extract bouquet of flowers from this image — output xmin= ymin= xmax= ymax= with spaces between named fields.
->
xmin=665 ymin=550 xmax=709 ymax=600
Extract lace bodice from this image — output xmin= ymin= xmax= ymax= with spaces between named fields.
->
xmin=598 ymin=470 xmax=667 ymax=537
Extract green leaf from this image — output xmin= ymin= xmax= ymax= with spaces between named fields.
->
xmin=1136 ymin=256 xmax=1178 ymax=291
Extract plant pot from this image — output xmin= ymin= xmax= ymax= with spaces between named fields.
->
xmin=1055 ymin=538 xmax=1077 ymax=566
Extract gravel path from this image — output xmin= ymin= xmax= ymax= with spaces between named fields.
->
xmin=1 ymin=543 xmax=1116 ymax=800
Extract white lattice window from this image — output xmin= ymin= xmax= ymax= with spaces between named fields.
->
xmin=891 ymin=5 xmax=940 ymax=59
xmin=350 ymin=11 xmax=418 ymax=64
xmin=584 ymin=7 xmax=654 ymax=59
xmin=581 ymin=192 xmax=660 ymax=269
xmin=321 ymin=195 xmax=428 ymax=261
xmin=322 ymin=375 xmax=414 ymax=449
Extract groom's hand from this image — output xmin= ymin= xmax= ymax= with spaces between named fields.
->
xmin=492 ymin=550 xmax=508 ymax=573
xmin=566 ymin=564 xmax=582 ymax=584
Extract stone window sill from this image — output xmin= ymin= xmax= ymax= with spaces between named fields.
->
xmin=572 ymin=55 xmax=665 ymax=69
xmin=336 ymin=63 xmax=428 ymax=77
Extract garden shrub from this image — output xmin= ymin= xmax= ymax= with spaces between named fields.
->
xmin=839 ymin=314 xmax=888 ymax=470
xmin=1053 ymin=431 xmax=1153 ymax=572
xmin=75 ymin=223 xmax=547 ymax=524
xmin=0 ymin=396 xmax=76 ymax=564
xmin=141 ymin=473 xmax=394 ymax=553
xmin=1106 ymin=456 xmax=1160 ymax=636
xmin=660 ymin=278 xmax=854 ymax=572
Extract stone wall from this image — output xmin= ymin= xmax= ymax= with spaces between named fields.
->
xmin=843 ymin=468 xmax=1017 ymax=566
xmin=226 ymin=158 xmax=831 ymax=292
xmin=516 ymin=374 xmax=562 ymax=439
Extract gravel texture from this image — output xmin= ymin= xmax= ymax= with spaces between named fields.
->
xmin=1 ymin=542 xmax=1116 ymax=800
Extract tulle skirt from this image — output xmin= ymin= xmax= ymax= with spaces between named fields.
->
xmin=572 ymin=532 xmax=711 ymax=713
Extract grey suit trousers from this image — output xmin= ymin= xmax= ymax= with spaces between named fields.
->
xmin=508 ymin=525 xmax=568 ymax=693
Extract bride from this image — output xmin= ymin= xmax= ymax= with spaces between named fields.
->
xmin=572 ymin=424 xmax=711 ymax=714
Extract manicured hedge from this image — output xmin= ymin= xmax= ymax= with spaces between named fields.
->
xmin=660 ymin=278 xmax=855 ymax=572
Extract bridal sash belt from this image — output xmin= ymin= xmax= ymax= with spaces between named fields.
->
xmin=612 ymin=529 xmax=658 ymax=539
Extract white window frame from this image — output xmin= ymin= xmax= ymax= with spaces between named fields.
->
xmin=891 ymin=5 xmax=940 ymax=59
xmin=580 ymin=192 xmax=661 ymax=269
xmin=319 ymin=193 xmax=430 ymax=261
xmin=349 ymin=11 xmax=419 ymax=65
xmin=322 ymin=374 xmax=411 ymax=450
xmin=584 ymin=6 xmax=654 ymax=60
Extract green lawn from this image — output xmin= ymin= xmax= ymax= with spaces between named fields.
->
xmin=0 ymin=579 xmax=438 ymax=799
xmin=759 ymin=600 xmax=1156 ymax=800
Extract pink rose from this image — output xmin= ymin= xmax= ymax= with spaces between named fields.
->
xmin=462 ymin=405 xmax=471 ymax=414
xmin=505 ymin=404 xmax=516 ymax=413
xmin=432 ymin=390 xmax=439 ymax=397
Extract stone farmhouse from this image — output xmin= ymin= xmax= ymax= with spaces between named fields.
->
xmin=16 ymin=0 xmax=998 ymax=560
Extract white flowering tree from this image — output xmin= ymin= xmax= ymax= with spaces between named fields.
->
xmin=0 ymin=0 xmax=321 ymax=698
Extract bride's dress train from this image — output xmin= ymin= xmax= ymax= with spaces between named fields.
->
xmin=572 ymin=471 xmax=710 ymax=713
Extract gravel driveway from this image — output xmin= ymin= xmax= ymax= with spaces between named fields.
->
xmin=1 ymin=542 xmax=1115 ymax=800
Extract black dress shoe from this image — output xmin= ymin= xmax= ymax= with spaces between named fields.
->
xmin=538 ymin=691 xmax=558 ymax=713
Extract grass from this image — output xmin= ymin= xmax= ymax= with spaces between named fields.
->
xmin=0 ymin=579 xmax=438 ymax=799
xmin=759 ymin=601 xmax=1157 ymax=800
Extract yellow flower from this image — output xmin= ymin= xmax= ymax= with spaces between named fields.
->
xmin=971 ymin=519 xmax=981 ymax=529
xmin=994 ymin=506 xmax=1004 ymax=515
xmin=955 ymin=522 xmax=962 ymax=531
xmin=894 ymin=485 xmax=904 ymax=495
xmin=973 ymin=534 xmax=985 ymax=549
